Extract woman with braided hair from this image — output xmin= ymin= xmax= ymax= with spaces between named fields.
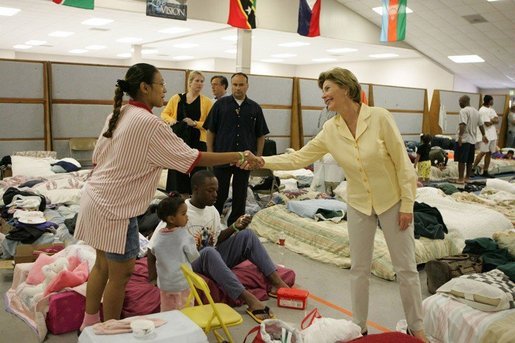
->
xmin=75 ymin=63 xmax=254 ymax=330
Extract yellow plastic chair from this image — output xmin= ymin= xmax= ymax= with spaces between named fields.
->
xmin=180 ymin=264 xmax=243 ymax=343
xmin=68 ymin=138 xmax=96 ymax=167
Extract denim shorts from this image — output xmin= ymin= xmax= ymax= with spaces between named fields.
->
xmin=105 ymin=217 xmax=139 ymax=261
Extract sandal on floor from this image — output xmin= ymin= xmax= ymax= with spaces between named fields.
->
xmin=267 ymin=292 xmax=277 ymax=298
xmin=246 ymin=306 xmax=274 ymax=324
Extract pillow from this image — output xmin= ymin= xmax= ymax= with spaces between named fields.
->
xmin=11 ymin=155 xmax=55 ymax=177
xmin=437 ymin=269 xmax=515 ymax=312
xmin=26 ymin=253 xmax=55 ymax=285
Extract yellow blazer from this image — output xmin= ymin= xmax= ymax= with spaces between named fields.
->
xmin=161 ymin=93 xmax=212 ymax=142
xmin=264 ymin=104 xmax=417 ymax=215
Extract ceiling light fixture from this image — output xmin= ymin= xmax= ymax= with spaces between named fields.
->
xmin=271 ymin=53 xmax=297 ymax=58
xmin=25 ymin=40 xmax=47 ymax=46
xmin=117 ymin=37 xmax=143 ymax=43
xmin=158 ymin=27 xmax=191 ymax=34
xmin=173 ymin=43 xmax=198 ymax=49
xmin=48 ymin=31 xmax=75 ymax=38
xmin=13 ymin=44 xmax=31 ymax=50
xmin=261 ymin=59 xmax=284 ymax=63
xmin=326 ymin=48 xmax=357 ymax=54
xmin=372 ymin=6 xmax=413 ymax=15
xmin=369 ymin=53 xmax=399 ymax=58
xmin=224 ymin=49 xmax=237 ymax=54
xmin=312 ymin=58 xmax=337 ymax=62
xmin=117 ymin=53 xmax=131 ymax=58
xmin=221 ymin=35 xmax=238 ymax=42
xmin=142 ymin=49 xmax=159 ymax=55
xmin=172 ymin=55 xmax=194 ymax=61
xmin=81 ymin=18 xmax=113 ymax=26
xmin=0 ymin=7 xmax=20 ymax=16
xmin=448 ymin=55 xmax=485 ymax=63
xmin=69 ymin=49 xmax=88 ymax=54
xmin=278 ymin=42 xmax=310 ymax=48
xmin=85 ymin=45 xmax=106 ymax=50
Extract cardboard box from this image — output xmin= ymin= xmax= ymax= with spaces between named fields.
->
xmin=277 ymin=288 xmax=309 ymax=310
xmin=14 ymin=242 xmax=65 ymax=264
xmin=0 ymin=218 xmax=12 ymax=234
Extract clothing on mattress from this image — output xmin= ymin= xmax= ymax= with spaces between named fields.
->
xmin=413 ymin=202 xmax=447 ymax=239
xmin=463 ymin=238 xmax=514 ymax=273
xmin=286 ymin=199 xmax=347 ymax=221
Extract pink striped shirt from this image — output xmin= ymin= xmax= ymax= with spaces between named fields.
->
xmin=75 ymin=102 xmax=200 ymax=253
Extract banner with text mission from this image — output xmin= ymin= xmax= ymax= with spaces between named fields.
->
xmin=146 ymin=0 xmax=187 ymax=21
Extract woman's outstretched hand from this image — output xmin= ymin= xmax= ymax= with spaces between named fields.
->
xmin=239 ymin=151 xmax=265 ymax=170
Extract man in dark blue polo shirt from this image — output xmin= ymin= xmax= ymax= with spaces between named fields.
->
xmin=204 ymin=72 xmax=269 ymax=226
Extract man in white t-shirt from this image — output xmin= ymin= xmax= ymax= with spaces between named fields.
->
xmin=472 ymin=95 xmax=499 ymax=177
xmin=183 ymin=170 xmax=289 ymax=322
xmin=456 ymin=95 xmax=487 ymax=183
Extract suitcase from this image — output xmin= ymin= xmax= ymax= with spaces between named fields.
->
xmin=425 ymin=254 xmax=482 ymax=294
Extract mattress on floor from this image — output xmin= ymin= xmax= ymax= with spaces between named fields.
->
xmin=251 ymin=205 xmax=460 ymax=281
xmin=423 ymin=294 xmax=515 ymax=343
xmin=430 ymin=159 xmax=515 ymax=181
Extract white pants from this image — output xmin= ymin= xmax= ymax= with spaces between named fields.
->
xmin=347 ymin=202 xmax=424 ymax=332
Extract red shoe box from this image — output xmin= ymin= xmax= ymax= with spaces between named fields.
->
xmin=277 ymin=288 xmax=309 ymax=310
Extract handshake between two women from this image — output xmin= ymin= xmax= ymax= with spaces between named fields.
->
xmin=237 ymin=150 xmax=265 ymax=170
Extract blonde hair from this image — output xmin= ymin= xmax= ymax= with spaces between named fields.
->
xmin=188 ymin=70 xmax=205 ymax=86
xmin=318 ymin=67 xmax=361 ymax=104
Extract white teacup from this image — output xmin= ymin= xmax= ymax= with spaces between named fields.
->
xmin=130 ymin=319 xmax=155 ymax=338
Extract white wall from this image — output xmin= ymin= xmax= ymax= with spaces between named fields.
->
xmin=479 ymin=88 xmax=511 ymax=95
xmin=295 ymin=57 xmax=459 ymax=100
xmin=454 ymin=75 xmax=479 ymax=93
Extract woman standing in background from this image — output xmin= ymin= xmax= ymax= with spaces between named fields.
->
xmin=161 ymin=71 xmax=212 ymax=196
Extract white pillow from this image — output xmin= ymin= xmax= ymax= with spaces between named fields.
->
xmin=437 ymin=270 xmax=514 ymax=312
xmin=11 ymin=155 xmax=56 ymax=177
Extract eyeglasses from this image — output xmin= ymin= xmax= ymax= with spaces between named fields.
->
xmin=151 ymin=81 xmax=166 ymax=87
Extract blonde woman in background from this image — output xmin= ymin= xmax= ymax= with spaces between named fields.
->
xmin=161 ymin=70 xmax=213 ymax=195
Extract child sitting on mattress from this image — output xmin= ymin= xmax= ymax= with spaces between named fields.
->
xmin=147 ymin=193 xmax=199 ymax=311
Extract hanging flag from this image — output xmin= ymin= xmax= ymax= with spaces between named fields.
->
xmin=297 ymin=0 xmax=321 ymax=37
xmin=380 ymin=0 xmax=407 ymax=42
xmin=227 ymin=0 xmax=256 ymax=29
xmin=52 ymin=0 xmax=94 ymax=10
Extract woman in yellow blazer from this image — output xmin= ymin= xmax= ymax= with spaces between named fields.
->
xmin=242 ymin=67 xmax=427 ymax=342
xmin=161 ymin=70 xmax=213 ymax=195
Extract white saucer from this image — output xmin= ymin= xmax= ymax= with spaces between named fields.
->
xmin=18 ymin=217 xmax=46 ymax=224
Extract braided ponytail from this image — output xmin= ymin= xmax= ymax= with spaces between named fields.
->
xmin=102 ymin=63 xmax=158 ymax=138
xmin=103 ymin=86 xmax=124 ymax=138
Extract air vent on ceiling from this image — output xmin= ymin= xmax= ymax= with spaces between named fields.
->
xmin=40 ymin=44 xmax=53 ymax=48
xmin=89 ymin=27 xmax=111 ymax=31
xmin=462 ymin=14 xmax=488 ymax=24
xmin=158 ymin=54 xmax=170 ymax=57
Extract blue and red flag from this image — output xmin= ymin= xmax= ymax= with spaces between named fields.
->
xmin=380 ymin=0 xmax=407 ymax=42
xmin=297 ymin=0 xmax=321 ymax=37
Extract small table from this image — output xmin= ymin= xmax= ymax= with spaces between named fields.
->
xmin=78 ymin=310 xmax=208 ymax=343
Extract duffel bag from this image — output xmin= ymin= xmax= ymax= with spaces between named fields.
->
xmin=425 ymin=254 xmax=482 ymax=294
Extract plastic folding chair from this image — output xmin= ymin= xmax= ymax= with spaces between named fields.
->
xmin=180 ymin=264 xmax=243 ymax=343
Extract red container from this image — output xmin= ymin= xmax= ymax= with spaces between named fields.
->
xmin=277 ymin=288 xmax=309 ymax=310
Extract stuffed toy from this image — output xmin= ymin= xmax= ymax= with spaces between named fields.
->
xmin=19 ymin=257 xmax=69 ymax=306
